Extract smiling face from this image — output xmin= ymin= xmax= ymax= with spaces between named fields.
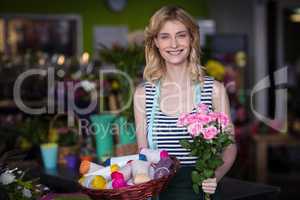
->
xmin=154 ymin=20 xmax=191 ymax=68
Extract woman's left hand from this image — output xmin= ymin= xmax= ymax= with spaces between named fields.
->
xmin=202 ymin=178 xmax=217 ymax=194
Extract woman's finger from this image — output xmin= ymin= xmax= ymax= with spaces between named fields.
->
xmin=202 ymin=186 xmax=216 ymax=190
xmin=202 ymin=182 xmax=217 ymax=187
xmin=202 ymin=188 xmax=216 ymax=194
xmin=203 ymin=178 xmax=217 ymax=183
xmin=202 ymin=186 xmax=216 ymax=191
xmin=202 ymin=182 xmax=217 ymax=186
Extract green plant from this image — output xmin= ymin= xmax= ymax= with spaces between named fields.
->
xmin=56 ymin=128 xmax=78 ymax=147
xmin=49 ymin=115 xmax=79 ymax=147
xmin=17 ymin=116 xmax=50 ymax=148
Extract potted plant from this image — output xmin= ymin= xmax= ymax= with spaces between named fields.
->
xmin=49 ymin=114 xmax=80 ymax=168
xmin=16 ymin=116 xmax=58 ymax=169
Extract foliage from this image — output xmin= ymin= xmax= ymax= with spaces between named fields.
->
xmin=17 ymin=116 xmax=50 ymax=149
xmin=49 ymin=115 xmax=79 ymax=147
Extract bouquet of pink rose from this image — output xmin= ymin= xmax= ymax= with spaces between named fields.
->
xmin=177 ymin=103 xmax=233 ymax=199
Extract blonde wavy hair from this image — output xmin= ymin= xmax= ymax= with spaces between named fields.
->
xmin=143 ymin=5 xmax=205 ymax=83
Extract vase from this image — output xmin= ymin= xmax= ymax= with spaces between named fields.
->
xmin=90 ymin=114 xmax=116 ymax=162
xmin=58 ymin=145 xmax=79 ymax=165
xmin=40 ymin=143 xmax=58 ymax=169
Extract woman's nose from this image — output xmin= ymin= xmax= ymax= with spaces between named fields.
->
xmin=170 ymin=37 xmax=178 ymax=48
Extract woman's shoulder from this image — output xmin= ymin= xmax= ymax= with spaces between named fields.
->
xmin=211 ymin=79 xmax=227 ymax=98
xmin=134 ymin=81 xmax=155 ymax=96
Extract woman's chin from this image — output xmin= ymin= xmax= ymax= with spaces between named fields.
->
xmin=165 ymin=59 xmax=188 ymax=67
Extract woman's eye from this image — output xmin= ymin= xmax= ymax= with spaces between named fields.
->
xmin=159 ymin=35 xmax=169 ymax=40
xmin=178 ymin=34 xmax=187 ymax=38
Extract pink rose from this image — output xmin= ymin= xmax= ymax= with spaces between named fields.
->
xmin=177 ymin=113 xmax=189 ymax=127
xmin=196 ymin=113 xmax=213 ymax=124
xmin=197 ymin=103 xmax=209 ymax=113
xmin=187 ymin=123 xmax=203 ymax=137
xmin=208 ymin=112 xmax=219 ymax=121
xmin=186 ymin=113 xmax=198 ymax=124
xmin=217 ymin=112 xmax=229 ymax=128
xmin=202 ymin=126 xmax=218 ymax=140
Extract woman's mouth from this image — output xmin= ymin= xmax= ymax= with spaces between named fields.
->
xmin=166 ymin=49 xmax=184 ymax=56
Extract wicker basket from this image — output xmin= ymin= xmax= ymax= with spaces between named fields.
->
xmin=80 ymin=156 xmax=180 ymax=200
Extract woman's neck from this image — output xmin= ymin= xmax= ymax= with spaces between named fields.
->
xmin=163 ymin=62 xmax=191 ymax=86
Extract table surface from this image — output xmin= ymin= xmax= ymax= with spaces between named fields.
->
xmin=33 ymin=165 xmax=280 ymax=200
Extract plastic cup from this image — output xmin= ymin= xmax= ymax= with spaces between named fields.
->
xmin=40 ymin=143 xmax=58 ymax=169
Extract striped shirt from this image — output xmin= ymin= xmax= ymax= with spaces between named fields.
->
xmin=145 ymin=76 xmax=214 ymax=165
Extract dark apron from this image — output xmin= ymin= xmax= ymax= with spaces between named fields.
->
xmin=159 ymin=166 xmax=221 ymax=200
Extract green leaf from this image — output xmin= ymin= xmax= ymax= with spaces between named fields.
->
xmin=180 ymin=139 xmax=191 ymax=149
xmin=191 ymin=170 xmax=201 ymax=184
xmin=208 ymin=158 xmax=223 ymax=169
xmin=192 ymin=183 xmax=200 ymax=194
xmin=191 ymin=149 xmax=198 ymax=156
xmin=203 ymin=169 xmax=214 ymax=178
xmin=202 ymin=151 xmax=211 ymax=161
xmin=196 ymin=159 xmax=205 ymax=170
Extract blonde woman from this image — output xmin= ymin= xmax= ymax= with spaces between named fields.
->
xmin=134 ymin=5 xmax=237 ymax=199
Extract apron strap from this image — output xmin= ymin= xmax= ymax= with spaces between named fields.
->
xmin=195 ymin=82 xmax=202 ymax=105
xmin=147 ymin=81 xmax=160 ymax=150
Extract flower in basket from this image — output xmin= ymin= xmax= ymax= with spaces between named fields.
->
xmin=177 ymin=103 xmax=233 ymax=199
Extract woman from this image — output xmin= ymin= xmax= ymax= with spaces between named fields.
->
xmin=134 ymin=5 xmax=237 ymax=199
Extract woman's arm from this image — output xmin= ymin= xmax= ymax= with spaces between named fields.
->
xmin=212 ymin=80 xmax=237 ymax=182
xmin=133 ymin=85 xmax=148 ymax=150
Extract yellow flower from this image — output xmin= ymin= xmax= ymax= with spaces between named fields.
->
xmin=205 ymin=60 xmax=225 ymax=81
xmin=19 ymin=137 xmax=32 ymax=151
xmin=111 ymin=80 xmax=120 ymax=90
xmin=48 ymin=128 xmax=59 ymax=143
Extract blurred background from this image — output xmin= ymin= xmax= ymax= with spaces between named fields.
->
xmin=0 ymin=0 xmax=299 ymax=199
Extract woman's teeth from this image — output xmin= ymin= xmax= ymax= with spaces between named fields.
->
xmin=167 ymin=49 xmax=183 ymax=55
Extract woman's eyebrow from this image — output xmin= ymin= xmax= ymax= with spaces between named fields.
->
xmin=158 ymin=32 xmax=169 ymax=36
xmin=176 ymin=30 xmax=188 ymax=35
xmin=157 ymin=30 xmax=188 ymax=36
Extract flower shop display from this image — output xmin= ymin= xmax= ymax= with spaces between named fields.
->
xmin=177 ymin=103 xmax=234 ymax=200
xmin=48 ymin=114 xmax=81 ymax=168
xmin=78 ymin=149 xmax=179 ymax=200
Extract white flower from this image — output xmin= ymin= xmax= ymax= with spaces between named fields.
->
xmin=22 ymin=188 xmax=32 ymax=198
xmin=81 ymin=80 xmax=96 ymax=92
xmin=0 ymin=171 xmax=16 ymax=185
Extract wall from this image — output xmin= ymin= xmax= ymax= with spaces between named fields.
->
xmin=0 ymin=0 xmax=208 ymax=54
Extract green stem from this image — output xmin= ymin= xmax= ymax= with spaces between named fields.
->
xmin=205 ymin=193 xmax=211 ymax=200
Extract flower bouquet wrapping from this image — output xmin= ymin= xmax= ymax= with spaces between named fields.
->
xmin=177 ymin=103 xmax=234 ymax=200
